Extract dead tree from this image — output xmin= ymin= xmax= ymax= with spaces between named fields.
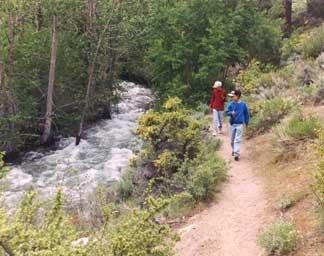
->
xmin=41 ymin=15 xmax=57 ymax=144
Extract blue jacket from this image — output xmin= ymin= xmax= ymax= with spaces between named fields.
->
xmin=226 ymin=101 xmax=250 ymax=125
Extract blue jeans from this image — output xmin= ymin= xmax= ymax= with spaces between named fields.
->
xmin=230 ymin=124 xmax=243 ymax=156
xmin=213 ymin=109 xmax=223 ymax=131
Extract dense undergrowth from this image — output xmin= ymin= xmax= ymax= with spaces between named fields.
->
xmin=0 ymin=98 xmax=226 ymax=255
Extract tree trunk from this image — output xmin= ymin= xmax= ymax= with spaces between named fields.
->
xmin=76 ymin=17 xmax=111 ymax=145
xmin=86 ymin=0 xmax=97 ymax=104
xmin=5 ymin=9 xmax=18 ymax=153
xmin=7 ymin=10 xmax=17 ymax=115
xmin=284 ymin=0 xmax=292 ymax=36
xmin=41 ymin=15 xmax=57 ymax=144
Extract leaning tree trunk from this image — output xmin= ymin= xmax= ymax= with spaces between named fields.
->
xmin=41 ymin=15 xmax=57 ymax=144
xmin=5 ymin=9 xmax=18 ymax=153
xmin=76 ymin=16 xmax=110 ymax=146
xmin=7 ymin=10 xmax=17 ymax=116
xmin=284 ymin=0 xmax=293 ymax=37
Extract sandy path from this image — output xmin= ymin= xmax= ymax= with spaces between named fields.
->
xmin=175 ymin=131 xmax=268 ymax=256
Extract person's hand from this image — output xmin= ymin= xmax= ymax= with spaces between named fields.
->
xmin=231 ymin=111 xmax=236 ymax=117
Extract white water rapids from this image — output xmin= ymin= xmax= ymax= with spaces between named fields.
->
xmin=0 ymin=82 xmax=153 ymax=209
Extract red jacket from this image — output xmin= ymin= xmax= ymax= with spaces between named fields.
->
xmin=210 ymin=87 xmax=226 ymax=111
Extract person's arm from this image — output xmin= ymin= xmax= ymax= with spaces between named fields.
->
xmin=226 ymin=102 xmax=233 ymax=116
xmin=210 ymin=90 xmax=215 ymax=109
xmin=244 ymin=103 xmax=250 ymax=126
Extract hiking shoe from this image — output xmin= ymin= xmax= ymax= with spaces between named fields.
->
xmin=234 ymin=156 xmax=239 ymax=161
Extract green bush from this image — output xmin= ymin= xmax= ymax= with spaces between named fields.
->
xmin=163 ymin=192 xmax=195 ymax=219
xmin=275 ymin=115 xmax=322 ymax=143
xmin=280 ymin=31 xmax=305 ymax=61
xmin=0 ymin=152 xmax=9 ymax=180
xmin=247 ymin=98 xmax=294 ymax=138
xmin=236 ymin=59 xmax=274 ymax=94
xmin=258 ymin=220 xmax=299 ymax=256
xmin=301 ymin=25 xmax=324 ymax=58
xmin=196 ymin=103 xmax=211 ymax=116
xmin=187 ymin=140 xmax=226 ymax=201
xmin=0 ymin=191 xmax=88 ymax=256
xmin=107 ymin=197 xmax=177 ymax=256
xmin=136 ymin=97 xmax=201 ymax=178
xmin=0 ymin=191 xmax=177 ymax=256
xmin=314 ymin=129 xmax=324 ymax=205
xmin=116 ymin=167 xmax=136 ymax=200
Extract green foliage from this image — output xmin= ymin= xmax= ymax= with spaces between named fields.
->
xmin=136 ymin=97 xmax=201 ymax=178
xmin=280 ymin=31 xmax=306 ymax=61
xmin=118 ymin=99 xmax=226 ymax=206
xmin=116 ymin=167 xmax=136 ymax=200
xmin=314 ymin=129 xmax=324 ymax=206
xmin=0 ymin=191 xmax=177 ymax=256
xmin=0 ymin=191 xmax=88 ymax=255
xmin=187 ymin=140 xmax=226 ymax=201
xmin=301 ymin=25 xmax=324 ymax=58
xmin=275 ymin=115 xmax=322 ymax=143
xmin=247 ymin=98 xmax=294 ymax=138
xmin=195 ymin=103 xmax=211 ymax=116
xmin=0 ymin=153 xmax=9 ymax=180
xmin=236 ymin=59 xmax=274 ymax=94
xmin=258 ymin=220 xmax=299 ymax=256
xmin=146 ymin=0 xmax=282 ymax=105
xmin=163 ymin=192 xmax=195 ymax=219
xmin=0 ymin=0 xmax=151 ymax=153
xmin=107 ymin=196 xmax=177 ymax=256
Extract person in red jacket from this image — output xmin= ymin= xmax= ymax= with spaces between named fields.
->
xmin=210 ymin=81 xmax=226 ymax=135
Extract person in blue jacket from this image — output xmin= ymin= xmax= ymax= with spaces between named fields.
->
xmin=226 ymin=89 xmax=250 ymax=161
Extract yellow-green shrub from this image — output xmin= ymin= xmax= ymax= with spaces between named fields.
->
xmin=0 ymin=191 xmax=177 ymax=256
xmin=314 ymin=128 xmax=324 ymax=205
xmin=236 ymin=59 xmax=274 ymax=94
xmin=135 ymin=97 xmax=201 ymax=179
xmin=107 ymin=196 xmax=177 ymax=256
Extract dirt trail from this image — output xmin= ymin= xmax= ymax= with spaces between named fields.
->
xmin=176 ymin=131 xmax=268 ymax=256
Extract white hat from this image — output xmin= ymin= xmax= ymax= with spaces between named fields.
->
xmin=213 ymin=81 xmax=222 ymax=88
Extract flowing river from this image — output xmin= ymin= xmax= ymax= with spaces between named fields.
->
xmin=0 ymin=82 xmax=153 ymax=209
